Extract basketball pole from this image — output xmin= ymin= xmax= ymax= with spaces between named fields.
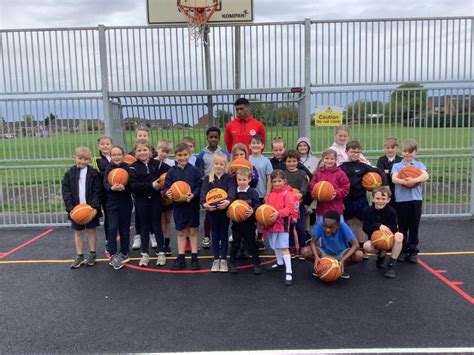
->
xmin=203 ymin=25 xmax=215 ymax=127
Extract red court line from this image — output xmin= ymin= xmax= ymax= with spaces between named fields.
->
xmin=418 ymin=258 xmax=474 ymax=305
xmin=0 ymin=228 xmax=55 ymax=260
xmin=124 ymin=258 xmax=275 ymax=274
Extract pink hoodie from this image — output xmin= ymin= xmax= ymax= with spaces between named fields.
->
xmin=263 ymin=184 xmax=297 ymax=234
xmin=309 ymin=166 xmax=350 ymax=216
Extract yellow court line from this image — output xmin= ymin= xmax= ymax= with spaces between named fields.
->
xmin=0 ymin=252 xmax=473 ymax=265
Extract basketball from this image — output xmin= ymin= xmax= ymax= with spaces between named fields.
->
xmin=255 ymin=204 xmax=277 ymax=227
xmin=312 ymin=181 xmax=335 ymax=202
xmin=371 ymin=230 xmax=394 ymax=250
xmin=206 ymin=188 xmax=228 ymax=206
xmin=316 ymin=256 xmax=342 ymax=282
xmin=70 ymin=204 xmax=94 ymax=225
xmin=123 ymin=154 xmax=137 ymax=165
xmin=292 ymin=188 xmax=303 ymax=203
xmin=169 ymin=181 xmax=191 ymax=202
xmin=158 ymin=172 xmax=167 ymax=186
xmin=398 ymin=166 xmax=422 ymax=188
xmin=107 ymin=168 xmax=128 ymax=186
xmin=362 ymin=172 xmax=382 ymax=191
xmin=229 ymin=158 xmax=252 ymax=174
xmin=226 ymin=199 xmax=252 ymax=222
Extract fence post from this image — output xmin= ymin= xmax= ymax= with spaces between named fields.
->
xmin=98 ymin=25 xmax=124 ymax=146
xmin=204 ymin=26 xmax=214 ymax=127
xmin=300 ymin=18 xmax=312 ymax=138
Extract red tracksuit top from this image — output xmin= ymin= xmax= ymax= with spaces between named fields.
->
xmin=224 ymin=116 xmax=266 ymax=153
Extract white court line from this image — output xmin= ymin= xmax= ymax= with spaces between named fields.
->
xmin=149 ymin=348 xmax=474 ymax=354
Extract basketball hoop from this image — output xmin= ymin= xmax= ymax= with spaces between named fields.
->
xmin=177 ymin=0 xmax=219 ymax=43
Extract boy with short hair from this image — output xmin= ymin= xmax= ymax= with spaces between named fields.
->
xmin=362 ymin=187 xmax=404 ymax=278
xmin=377 ymin=137 xmax=402 ymax=207
xmin=164 ymin=143 xmax=203 ymax=270
xmin=391 ymin=139 xmax=429 ymax=264
xmin=301 ymin=210 xmax=363 ymax=279
xmin=228 ymin=168 xmax=262 ymax=275
xmin=62 ymin=147 xmax=102 ymax=268
xmin=283 ymin=149 xmax=309 ymax=259
xmin=270 ymin=137 xmax=286 ymax=171
xmin=249 ymin=134 xmax=273 ymax=250
xmin=340 ymin=141 xmax=388 ymax=256
xmin=182 ymin=136 xmax=205 ymax=175
xmin=197 ymin=127 xmax=230 ymax=248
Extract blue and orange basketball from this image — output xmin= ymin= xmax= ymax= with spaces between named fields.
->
xmin=206 ymin=188 xmax=228 ymax=206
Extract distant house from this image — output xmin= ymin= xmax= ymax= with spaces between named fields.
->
xmin=124 ymin=117 xmax=173 ymax=130
xmin=193 ymin=114 xmax=209 ymax=128
xmin=1 ymin=118 xmax=104 ymax=137
xmin=427 ymin=95 xmax=474 ymax=114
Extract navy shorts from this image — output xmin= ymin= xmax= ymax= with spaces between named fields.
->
xmin=343 ymin=197 xmax=369 ymax=221
xmin=70 ymin=215 xmax=100 ymax=231
xmin=173 ymin=200 xmax=200 ymax=231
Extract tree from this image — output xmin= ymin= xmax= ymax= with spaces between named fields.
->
xmin=214 ymin=110 xmax=232 ymax=128
xmin=0 ymin=116 xmax=5 ymax=126
xmin=23 ymin=114 xmax=35 ymax=126
xmin=388 ymin=83 xmax=427 ymax=123
xmin=345 ymin=100 xmax=386 ymax=123
xmin=44 ymin=113 xmax=57 ymax=127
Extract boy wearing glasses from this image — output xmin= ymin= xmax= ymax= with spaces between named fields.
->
xmin=340 ymin=141 xmax=388 ymax=256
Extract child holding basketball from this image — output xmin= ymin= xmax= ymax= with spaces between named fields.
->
xmin=309 ymin=149 xmax=350 ymax=221
xmin=340 ymin=141 xmax=388 ymax=256
xmin=301 ymin=210 xmax=363 ymax=279
xmin=264 ymin=170 xmax=298 ymax=286
xmin=164 ymin=143 xmax=203 ymax=270
xmin=249 ymin=135 xmax=273 ymax=250
xmin=200 ymin=152 xmax=236 ymax=272
xmin=198 ymin=127 xmax=230 ymax=249
xmin=129 ymin=140 xmax=169 ymax=267
xmin=156 ymin=139 xmax=175 ymax=255
xmin=391 ymin=139 xmax=429 ymax=264
xmin=377 ymin=137 xmax=402 ymax=207
xmin=103 ymin=145 xmax=133 ymax=270
xmin=282 ymin=149 xmax=309 ymax=258
xmin=362 ymin=187 xmax=404 ymax=278
xmin=329 ymin=125 xmax=370 ymax=166
xmin=228 ymin=168 xmax=262 ymax=274
xmin=62 ymin=147 xmax=102 ymax=269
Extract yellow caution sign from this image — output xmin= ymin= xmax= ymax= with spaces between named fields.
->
xmin=314 ymin=105 xmax=343 ymax=126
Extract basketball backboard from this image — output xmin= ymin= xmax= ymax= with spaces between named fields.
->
xmin=147 ymin=0 xmax=254 ymax=25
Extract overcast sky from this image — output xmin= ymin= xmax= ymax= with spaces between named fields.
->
xmin=0 ymin=0 xmax=472 ymax=29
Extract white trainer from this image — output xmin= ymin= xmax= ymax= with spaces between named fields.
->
xmin=139 ymin=253 xmax=149 ymax=267
xmin=132 ymin=235 xmax=141 ymax=250
xmin=211 ymin=259 xmax=220 ymax=272
xmin=150 ymin=234 xmax=157 ymax=248
xmin=156 ymin=252 xmax=166 ymax=266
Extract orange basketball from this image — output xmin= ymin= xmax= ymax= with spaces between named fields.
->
xmin=227 ymin=199 xmax=252 ymax=222
xmin=206 ymin=188 xmax=228 ymax=206
xmin=362 ymin=172 xmax=382 ymax=191
xmin=398 ymin=166 xmax=422 ymax=188
xmin=255 ymin=204 xmax=278 ymax=227
xmin=371 ymin=230 xmax=394 ymax=250
xmin=70 ymin=204 xmax=94 ymax=225
xmin=107 ymin=168 xmax=128 ymax=186
xmin=229 ymin=158 xmax=252 ymax=174
xmin=123 ymin=154 xmax=137 ymax=165
xmin=158 ymin=173 xmax=167 ymax=186
xmin=316 ymin=256 xmax=342 ymax=282
xmin=312 ymin=181 xmax=335 ymax=202
xmin=292 ymin=188 xmax=303 ymax=203
xmin=169 ymin=181 xmax=191 ymax=202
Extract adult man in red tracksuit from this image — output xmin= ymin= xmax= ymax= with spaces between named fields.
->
xmin=225 ymin=98 xmax=266 ymax=153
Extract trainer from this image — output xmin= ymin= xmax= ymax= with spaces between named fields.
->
xmin=225 ymin=98 xmax=266 ymax=153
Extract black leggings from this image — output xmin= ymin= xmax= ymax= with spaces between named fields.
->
xmin=135 ymin=197 xmax=163 ymax=254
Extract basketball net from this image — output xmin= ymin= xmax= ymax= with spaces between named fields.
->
xmin=177 ymin=0 xmax=218 ymax=44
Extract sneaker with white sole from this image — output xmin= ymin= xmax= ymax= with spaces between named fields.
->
xmin=150 ymin=234 xmax=157 ymax=248
xmin=86 ymin=252 xmax=96 ymax=266
xmin=340 ymin=272 xmax=350 ymax=279
xmin=220 ymin=259 xmax=228 ymax=273
xmin=202 ymin=236 xmax=211 ymax=248
xmin=111 ymin=254 xmax=125 ymax=270
xmin=139 ymin=253 xmax=150 ymax=267
xmin=70 ymin=255 xmax=85 ymax=269
xmin=132 ymin=235 xmax=141 ymax=250
xmin=211 ymin=259 xmax=220 ymax=272
xmin=118 ymin=253 xmax=130 ymax=264
xmin=156 ymin=252 xmax=166 ymax=266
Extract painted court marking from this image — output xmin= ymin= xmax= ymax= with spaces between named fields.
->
xmin=0 ymin=228 xmax=55 ymax=260
xmin=418 ymin=258 xmax=474 ymax=305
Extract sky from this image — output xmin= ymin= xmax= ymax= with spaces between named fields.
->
xmin=0 ymin=0 xmax=473 ymax=29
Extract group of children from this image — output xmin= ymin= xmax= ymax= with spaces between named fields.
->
xmin=62 ymin=123 xmax=429 ymax=286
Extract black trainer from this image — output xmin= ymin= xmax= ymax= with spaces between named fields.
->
xmin=253 ymin=264 xmax=263 ymax=275
xmin=228 ymin=263 xmax=238 ymax=274
xmin=384 ymin=263 xmax=396 ymax=278
xmin=164 ymin=246 xmax=172 ymax=257
xmin=408 ymin=254 xmax=418 ymax=264
xmin=376 ymin=255 xmax=386 ymax=269
xmin=171 ymin=258 xmax=186 ymax=270
xmin=397 ymin=251 xmax=407 ymax=263
xmin=190 ymin=259 xmax=200 ymax=270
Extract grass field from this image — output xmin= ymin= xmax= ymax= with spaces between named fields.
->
xmin=0 ymin=124 xmax=472 ymax=214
